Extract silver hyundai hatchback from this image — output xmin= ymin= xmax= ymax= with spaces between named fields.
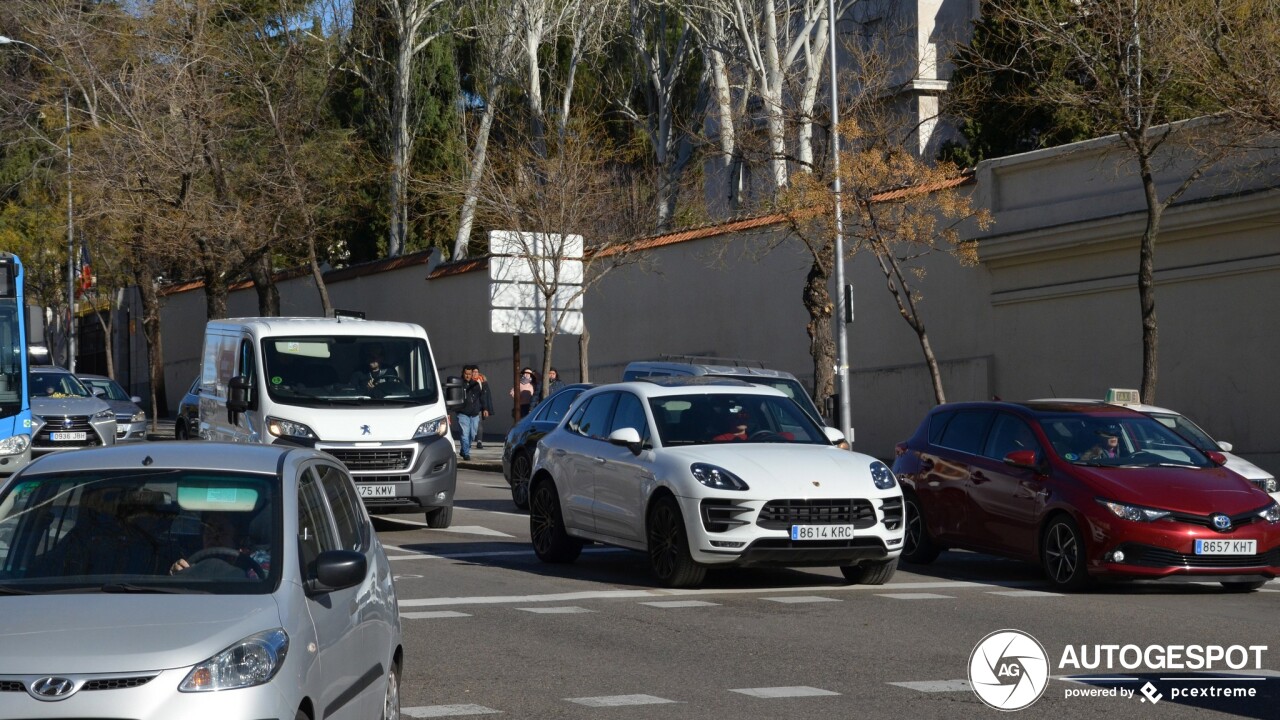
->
xmin=0 ymin=443 xmax=402 ymax=720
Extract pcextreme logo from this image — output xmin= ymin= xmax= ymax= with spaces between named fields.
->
xmin=968 ymin=629 xmax=1050 ymax=711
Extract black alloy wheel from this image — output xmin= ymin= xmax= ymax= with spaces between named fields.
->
xmin=900 ymin=494 xmax=941 ymax=564
xmin=529 ymin=481 xmax=582 ymax=563
xmin=1041 ymin=515 xmax=1093 ymax=591
xmin=646 ymin=495 xmax=706 ymax=588
xmin=510 ymin=452 xmax=532 ymax=509
xmin=840 ymin=558 xmax=898 ymax=585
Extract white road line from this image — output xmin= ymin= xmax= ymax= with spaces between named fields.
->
xmin=761 ymin=595 xmax=840 ymax=604
xmin=889 ymin=680 xmax=971 ymax=693
xmin=639 ymin=600 xmax=720 ymax=608
xmin=516 ymin=606 xmax=595 ymax=614
xmin=566 ymin=694 xmax=679 ymax=707
xmin=397 ymin=579 xmax=1037 ymax=607
xmin=384 ymin=547 xmax=627 ymax=563
xmin=402 ymin=704 xmax=501 ymax=717
xmin=986 ymin=590 xmax=1063 ymax=598
xmin=400 ymin=611 xmax=471 ymax=619
xmin=434 ymin=525 xmax=515 ymax=538
xmin=875 ymin=593 xmax=955 ymax=600
xmin=730 ymin=686 xmax=840 ymax=698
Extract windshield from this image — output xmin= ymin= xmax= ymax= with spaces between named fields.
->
xmin=29 ymin=371 xmax=91 ymax=399
xmin=708 ymin=375 xmax=824 ymax=424
xmin=262 ymin=335 xmax=439 ymax=408
xmin=80 ymin=377 xmax=131 ymax=402
xmin=0 ymin=469 xmax=279 ymax=595
xmin=649 ymin=392 xmax=830 ymax=446
xmin=1037 ymin=414 xmax=1215 ymax=469
xmin=1145 ymin=412 xmax=1219 ymax=452
xmin=0 ymin=297 xmax=21 ymax=416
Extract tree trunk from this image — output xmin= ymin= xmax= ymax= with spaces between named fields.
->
xmin=578 ymin=327 xmax=590 ymax=383
xmin=803 ymin=246 xmax=836 ymax=406
xmin=137 ymin=272 xmax=168 ymax=425
xmin=916 ymin=327 xmax=946 ymax=405
xmin=709 ymin=44 xmax=738 ymax=213
xmin=1137 ymin=156 xmax=1162 ymax=403
xmin=389 ymin=32 xmax=414 ymax=257
xmin=454 ymin=86 xmax=500 ymax=259
xmin=307 ymin=235 xmax=332 ymax=317
xmin=204 ymin=274 xmax=228 ymax=321
xmin=250 ymin=255 xmax=280 ymax=316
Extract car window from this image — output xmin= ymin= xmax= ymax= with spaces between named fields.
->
xmin=298 ymin=469 xmax=339 ymax=574
xmin=81 ymin=378 xmax=131 ymax=402
xmin=649 ymin=393 xmax=827 ymax=446
xmin=29 ymin=372 xmax=92 ymax=399
xmin=928 ymin=410 xmax=955 ymax=444
xmin=983 ymin=413 xmax=1041 ymax=460
xmin=1147 ymin=413 xmax=1217 ymax=452
xmin=568 ymin=393 xmax=618 ymax=440
xmin=608 ymin=392 xmax=651 ymax=443
xmin=315 ymin=464 xmax=366 ymax=552
xmin=0 ymin=469 xmax=278 ymax=594
xmin=536 ymin=388 xmax=584 ymax=424
xmin=937 ymin=410 xmax=994 ymax=455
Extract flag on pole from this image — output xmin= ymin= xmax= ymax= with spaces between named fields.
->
xmin=78 ymin=238 xmax=92 ymax=293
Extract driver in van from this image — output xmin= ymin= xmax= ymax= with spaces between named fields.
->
xmin=349 ymin=345 xmax=397 ymax=390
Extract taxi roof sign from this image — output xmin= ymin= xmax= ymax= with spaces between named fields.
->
xmin=1105 ymin=388 xmax=1142 ymax=404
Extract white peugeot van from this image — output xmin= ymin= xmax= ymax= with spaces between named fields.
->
xmin=199 ymin=317 xmax=461 ymax=527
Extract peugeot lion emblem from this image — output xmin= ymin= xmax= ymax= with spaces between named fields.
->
xmin=1211 ymin=513 xmax=1232 ymax=531
xmin=361 ymin=425 xmax=371 ymax=436
xmin=30 ymin=676 xmax=76 ymax=700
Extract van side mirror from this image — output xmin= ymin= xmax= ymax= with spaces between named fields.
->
xmin=227 ymin=375 xmax=250 ymax=414
xmin=1217 ymin=441 xmax=1233 ymax=453
xmin=444 ymin=376 xmax=465 ymax=410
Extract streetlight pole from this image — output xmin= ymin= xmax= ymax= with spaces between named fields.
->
xmin=0 ymin=36 xmax=75 ymax=371
xmin=828 ymin=0 xmax=852 ymax=443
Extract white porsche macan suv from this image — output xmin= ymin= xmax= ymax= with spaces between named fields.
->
xmin=529 ymin=378 xmax=905 ymax=587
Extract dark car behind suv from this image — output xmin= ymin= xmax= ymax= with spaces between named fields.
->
xmin=892 ymin=400 xmax=1280 ymax=592
xmin=501 ymin=383 xmax=592 ymax=508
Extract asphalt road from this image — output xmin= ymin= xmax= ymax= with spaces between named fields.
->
xmin=373 ymin=468 xmax=1280 ymax=720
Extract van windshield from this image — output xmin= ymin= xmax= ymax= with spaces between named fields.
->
xmin=707 ymin=375 xmax=823 ymax=425
xmin=261 ymin=336 xmax=439 ymax=408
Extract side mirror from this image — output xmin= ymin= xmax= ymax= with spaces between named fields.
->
xmin=91 ymin=387 xmax=107 ymax=397
xmin=227 ymin=375 xmax=250 ymax=414
xmin=607 ymin=427 xmax=643 ymax=454
xmin=444 ymin=376 xmax=465 ymax=410
xmin=1217 ymin=441 xmax=1233 ymax=453
xmin=1206 ymin=451 xmax=1228 ymax=466
xmin=1003 ymin=449 xmax=1040 ymax=470
xmin=131 ymin=395 xmax=142 ymax=404
xmin=306 ymin=550 xmax=367 ymax=594
xmin=822 ymin=427 xmax=848 ymax=446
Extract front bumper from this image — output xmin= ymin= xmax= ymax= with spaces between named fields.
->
xmin=316 ymin=433 xmax=456 ymax=514
xmin=115 ymin=419 xmax=148 ymax=442
xmin=679 ymin=493 xmax=905 ymax=568
xmin=31 ymin=416 xmax=116 ymax=456
xmin=1085 ymin=512 xmax=1280 ymax=580
xmin=0 ymin=447 xmax=33 ymax=477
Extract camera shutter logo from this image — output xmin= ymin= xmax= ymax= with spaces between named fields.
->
xmin=968 ymin=629 xmax=1050 ymax=711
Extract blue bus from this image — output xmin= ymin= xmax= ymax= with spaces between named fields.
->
xmin=0 ymin=253 xmax=35 ymax=476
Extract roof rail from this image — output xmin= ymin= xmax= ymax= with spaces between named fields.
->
xmin=658 ymin=354 xmax=765 ymax=369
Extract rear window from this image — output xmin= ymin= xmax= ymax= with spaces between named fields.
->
xmin=937 ymin=410 xmax=995 ymax=455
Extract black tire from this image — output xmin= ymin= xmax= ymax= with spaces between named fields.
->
xmin=840 ymin=558 xmax=898 ymax=585
xmin=647 ymin=495 xmax=706 ymax=588
xmin=510 ymin=452 xmax=532 ymax=510
xmin=1041 ymin=515 xmax=1093 ymax=591
xmin=529 ymin=481 xmax=582 ymax=563
xmin=425 ymin=506 xmax=453 ymax=529
xmin=295 ymin=710 xmax=309 ymax=720
xmin=1221 ymin=580 xmax=1266 ymax=593
xmin=901 ymin=494 xmax=941 ymax=564
xmin=174 ymin=421 xmax=188 ymax=440
xmin=382 ymin=662 xmax=401 ymax=720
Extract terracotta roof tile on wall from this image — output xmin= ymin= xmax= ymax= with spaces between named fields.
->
xmin=427 ymin=256 xmax=488 ymax=279
xmin=158 ymin=248 xmax=440 ymax=297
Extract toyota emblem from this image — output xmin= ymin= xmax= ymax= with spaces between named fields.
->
xmin=1211 ymin=513 xmax=1232 ymax=531
xmin=29 ymin=676 xmax=77 ymax=701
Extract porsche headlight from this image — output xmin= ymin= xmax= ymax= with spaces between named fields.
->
xmin=1099 ymin=499 xmax=1170 ymax=522
xmin=870 ymin=461 xmax=897 ymax=490
xmin=179 ymin=629 xmax=288 ymax=692
xmin=266 ymin=416 xmax=317 ymax=440
xmin=414 ymin=416 xmax=449 ymax=439
xmin=691 ymin=463 xmax=749 ymax=491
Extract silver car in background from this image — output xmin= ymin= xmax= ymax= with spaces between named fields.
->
xmin=28 ymin=366 xmax=115 ymax=455
xmin=77 ymin=373 xmax=148 ymax=442
xmin=0 ymin=443 xmax=403 ymax=720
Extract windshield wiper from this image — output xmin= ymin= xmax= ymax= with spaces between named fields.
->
xmin=100 ymin=583 xmax=209 ymax=594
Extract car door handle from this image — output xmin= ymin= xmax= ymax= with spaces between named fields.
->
xmin=553 ymin=449 xmax=566 ymax=457
xmin=919 ymin=459 xmax=934 ymax=471
xmin=593 ymin=457 xmax=607 ymax=465
xmin=971 ymin=471 xmax=990 ymax=484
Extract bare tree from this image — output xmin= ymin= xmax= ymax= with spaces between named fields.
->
xmin=963 ymin=0 xmax=1236 ymax=402
xmin=1174 ymin=0 xmax=1280 ymax=133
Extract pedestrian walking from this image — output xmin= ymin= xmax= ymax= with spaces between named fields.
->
xmin=510 ymin=367 xmax=539 ymax=419
xmin=457 ymin=364 xmax=492 ymax=461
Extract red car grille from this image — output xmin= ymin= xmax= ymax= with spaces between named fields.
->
xmin=1120 ymin=543 xmax=1280 ymax=568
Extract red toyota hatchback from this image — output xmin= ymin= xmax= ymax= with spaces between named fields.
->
xmin=892 ymin=401 xmax=1280 ymax=591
